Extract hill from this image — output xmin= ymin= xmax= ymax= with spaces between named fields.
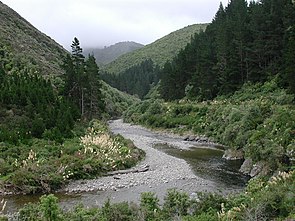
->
xmin=0 ymin=1 xmax=66 ymax=77
xmin=0 ymin=2 xmax=143 ymax=195
xmin=84 ymin=41 xmax=144 ymax=65
xmin=103 ymin=24 xmax=208 ymax=74
xmin=0 ymin=1 xmax=137 ymax=115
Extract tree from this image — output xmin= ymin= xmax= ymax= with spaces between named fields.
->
xmin=85 ymin=54 xmax=104 ymax=118
xmin=283 ymin=25 xmax=295 ymax=94
xmin=64 ymin=38 xmax=105 ymax=119
xmin=63 ymin=37 xmax=86 ymax=116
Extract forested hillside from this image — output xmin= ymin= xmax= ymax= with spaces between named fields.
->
xmin=0 ymin=1 xmax=138 ymax=116
xmin=102 ymin=59 xmax=160 ymax=99
xmin=83 ymin=41 xmax=144 ymax=65
xmin=101 ymin=24 xmax=208 ymax=98
xmin=159 ymin=0 xmax=295 ymax=100
xmin=103 ymin=24 xmax=207 ymax=75
xmin=124 ymin=0 xmax=295 ymax=176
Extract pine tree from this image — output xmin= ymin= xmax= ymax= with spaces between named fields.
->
xmin=63 ymin=37 xmax=86 ymax=116
xmin=85 ymin=54 xmax=104 ymax=118
xmin=279 ymin=0 xmax=295 ymax=93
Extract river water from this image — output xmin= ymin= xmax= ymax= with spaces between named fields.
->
xmin=154 ymin=143 xmax=248 ymax=189
xmin=3 ymin=120 xmax=249 ymax=214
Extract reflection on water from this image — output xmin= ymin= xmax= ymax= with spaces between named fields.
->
xmin=154 ymin=143 xmax=250 ymax=189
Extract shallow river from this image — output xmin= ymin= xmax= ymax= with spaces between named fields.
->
xmin=3 ymin=120 xmax=249 ymax=214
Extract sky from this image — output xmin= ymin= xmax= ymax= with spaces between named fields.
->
xmin=1 ymin=0 xmax=231 ymax=49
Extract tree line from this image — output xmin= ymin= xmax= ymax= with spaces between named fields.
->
xmin=101 ymin=59 xmax=160 ymax=99
xmin=160 ymin=0 xmax=295 ymax=101
xmin=0 ymin=38 xmax=105 ymax=144
xmin=102 ymin=0 xmax=295 ymax=101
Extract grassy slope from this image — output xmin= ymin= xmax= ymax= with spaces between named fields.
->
xmin=0 ymin=2 xmax=66 ymax=77
xmin=101 ymin=81 xmax=140 ymax=117
xmin=104 ymin=24 xmax=208 ymax=74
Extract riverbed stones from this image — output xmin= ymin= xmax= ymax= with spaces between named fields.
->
xmin=239 ymin=158 xmax=253 ymax=174
xmin=63 ymin=120 xmax=213 ymax=194
xmin=61 ymin=119 xmax=244 ymax=205
xmin=223 ymin=149 xmax=244 ymax=160
xmin=240 ymin=159 xmax=271 ymax=177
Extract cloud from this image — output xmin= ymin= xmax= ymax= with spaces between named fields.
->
xmin=1 ymin=0 xmax=230 ymax=49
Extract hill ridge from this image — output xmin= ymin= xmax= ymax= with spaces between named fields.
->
xmin=103 ymin=23 xmax=208 ymax=74
xmin=84 ymin=41 xmax=143 ymax=65
xmin=0 ymin=1 xmax=66 ymax=77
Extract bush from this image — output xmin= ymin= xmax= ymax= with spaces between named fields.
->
xmin=39 ymin=194 xmax=60 ymax=221
xmin=140 ymin=192 xmax=161 ymax=220
xmin=162 ymin=189 xmax=190 ymax=218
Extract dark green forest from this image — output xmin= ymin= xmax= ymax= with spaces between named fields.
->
xmin=103 ymin=0 xmax=295 ymax=101
xmin=124 ymin=0 xmax=295 ymax=173
xmin=0 ymin=43 xmax=78 ymax=144
xmin=63 ymin=37 xmax=105 ymax=119
xmin=0 ymin=38 xmax=105 ymax=144
xmin=101 ymin=59 xmax=160 ymax=99
xmin=159 ymin=0 xmax=295 ymax=101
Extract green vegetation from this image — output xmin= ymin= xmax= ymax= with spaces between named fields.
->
xmin=0 ymin=2 xmax=142 ymax=118
xmin=0 ymin=39 xmax=143 ymax=194
xmin=2 ymin=170 xmax=293 ymax=220
xmin=63 ymin=37 xmax=105 ymax=119
xmin=0 ymin=2 xmax=65 ymax=77
xmin=103 ymin=24 xmax=207 ymax=75
xmin=0 ymin=119 xmax=143 ymax=194
xmin=0 ymin=42 xmax=78 ymax=144
xmin=159 ymin=0 xmax=295 ymax=101
xmin=101 ymin=81 xmax=140 ymax=117
xmin=124 ymin=80 xmax=294 ymax=172
xmin=84 ymin=41 xmax=144 ymax=65
xmin=102 ymin=59 xmax=160 ymax=99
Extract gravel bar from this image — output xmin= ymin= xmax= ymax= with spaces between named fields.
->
xmin=62 ymin=119 xmax=217 ymax=204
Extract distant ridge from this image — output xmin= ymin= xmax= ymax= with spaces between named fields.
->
xmin=104 ymin=24 xmax=208 ymax=74
xmin=84 ymin=41 xmax=144 ymax=65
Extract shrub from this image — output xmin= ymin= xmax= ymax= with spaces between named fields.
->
xmin=18 ymin=203 xmax=41 ymax=221
xmin=162 ymin=189 xmax=190 ymax=218
xmin=140 ymin=192 xmax=161 ymax=220
xmin=101 ymin=199 xmax=137 ymax=221
xmin=40 ymin=194 xmax=61 ymax=221
xmin=193 ymin=192 xmax=226 ymax=216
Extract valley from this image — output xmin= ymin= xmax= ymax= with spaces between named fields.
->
xmin=0 ymin=0 xmax=294 ymax=220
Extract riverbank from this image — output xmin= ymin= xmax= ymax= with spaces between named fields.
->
xmin=3 ymin=119 xmax=248 ymax=215
xmin=60 ymin=119 xmax=241 ymax=205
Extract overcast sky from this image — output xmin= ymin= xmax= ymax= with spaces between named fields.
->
xmin=2 ymin=0 xmax=231 ymax=49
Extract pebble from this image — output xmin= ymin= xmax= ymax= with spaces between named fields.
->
xmin=63 ymin=119 xmax=210 ymax=194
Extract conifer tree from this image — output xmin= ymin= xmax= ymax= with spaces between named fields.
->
xmin=85 ymin=54 xmax=104 ymax=118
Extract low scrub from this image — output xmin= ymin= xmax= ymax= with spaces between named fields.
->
xmin=0 ymin=120 xmax=144 ymax=194
xmin=124 ymin=81 xmax=295 ymax=171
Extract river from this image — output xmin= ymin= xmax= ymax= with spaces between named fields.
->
xmin=3 ymin=119 xmax=249 ymax=214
